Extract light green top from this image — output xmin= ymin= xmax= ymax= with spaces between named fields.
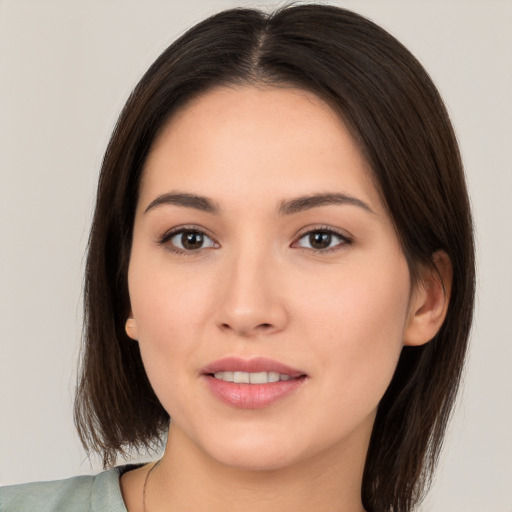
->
xmin=0 ymin=466 xmax=132 ymax=511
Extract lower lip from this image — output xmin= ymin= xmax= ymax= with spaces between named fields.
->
xmin=203 ymin=375 xmax=306 ymax=409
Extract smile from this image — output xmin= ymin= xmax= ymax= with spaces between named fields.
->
xmin=213 ymin=371 xmax=293 ymax=383
xmin=202 ymin=357 xmax=307 ymax=409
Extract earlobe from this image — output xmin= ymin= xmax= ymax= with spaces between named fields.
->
xmin=403 ymin=251 xmax=452 ymax=346
xmin=125 ymin=316 xmax=138 ymax=341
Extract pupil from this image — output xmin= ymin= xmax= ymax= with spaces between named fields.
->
xmin=310 ymin=232 xmax=331 ymax=249
xmin=182 ymin=231 xmax=203 ymax=250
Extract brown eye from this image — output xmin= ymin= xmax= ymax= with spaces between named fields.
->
xmin=169 ymin=230 xmax=216 ymax=251
xmin=182 ymin=231 xmax=204 ymax=250
xmin=295 ymin=229 xmax=350 ymax=251
xmin=309 ymin=232 xmax=332 ymax=249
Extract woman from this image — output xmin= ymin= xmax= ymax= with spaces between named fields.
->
xmin=0 ymin=4 xmax=475 ymax=512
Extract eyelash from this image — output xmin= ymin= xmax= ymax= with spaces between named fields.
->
xmin=157 ymin=225 xmax=218 ymax=256
xmin=292 ymin=226 xmax=352 ymax=254
xmin=157 ymin=225 xmax=352 ymax=256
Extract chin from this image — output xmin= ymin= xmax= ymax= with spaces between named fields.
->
xmin=202 ymin=430 xmax=301 ymax=472
xmin=214 ymin=450 xmax=295 ymax=472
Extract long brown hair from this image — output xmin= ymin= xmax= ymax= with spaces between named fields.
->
xmin=74 ymin=5 xmax=475 ymax=511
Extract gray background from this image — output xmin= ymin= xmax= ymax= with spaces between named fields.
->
xmin=1 ymin=1 xmax=511 ymax=510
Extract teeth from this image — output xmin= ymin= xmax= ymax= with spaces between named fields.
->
xmin=213 ymin=371 xmax=294 ymax=383
xmin=267 ymin=371 xmax=280 ymax=383
xmin=234 ymin=371 xmax=250 ymax=383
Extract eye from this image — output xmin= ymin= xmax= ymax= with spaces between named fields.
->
xmin=294 ymin=228 xmax=351 ymax=252
xmin=160 ymin=228 xmax=218 ymax=253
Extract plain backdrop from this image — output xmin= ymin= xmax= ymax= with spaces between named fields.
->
xmin=0 ymin=1 xmax=511 ymax=510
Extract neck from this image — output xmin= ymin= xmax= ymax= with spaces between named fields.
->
xmin=145 ymin=423 xmax=369 ymax=512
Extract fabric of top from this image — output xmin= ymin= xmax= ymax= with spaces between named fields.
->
xmin=0 ymin=466 xmax=132 ymax=512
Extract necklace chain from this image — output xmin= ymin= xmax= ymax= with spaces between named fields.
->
xmin=142 ymin=460 xmax=161 ymax=512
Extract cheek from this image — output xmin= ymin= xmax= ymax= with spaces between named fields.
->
xmin=129 ymin=257 xmax=214 ymax=346
xmin=127 ymin=253 xmax=214 ymax=399
xmin=127 ymin=270 xmax=208 ymax=418
xmin=300 ymin=260 xmax=410 ymax=333
xmin=296 ymin=255 xmax=411 ymax=397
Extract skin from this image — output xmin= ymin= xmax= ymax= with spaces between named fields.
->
xmin=121 ymin=86 xmax=451 ymax=512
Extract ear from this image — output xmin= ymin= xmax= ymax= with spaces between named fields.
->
xmin=125 ymin=315 xmax=138 ymax=341
xmin=403 ymin=251 xmax=452 ymax=346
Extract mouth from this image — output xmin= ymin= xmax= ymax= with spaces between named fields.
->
xmin=202 ymin=357 xmax=308 ymax=409
xmin=202 ymin=356 xmax=306 ymax=381
xmin=210 ymin=371 xmax=295 ymax=383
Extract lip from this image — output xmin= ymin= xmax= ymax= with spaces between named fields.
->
xmin=202 ymin=356 xmax=305 ymax=377
xmin=202 ymin=356 xmax=308 ymax=409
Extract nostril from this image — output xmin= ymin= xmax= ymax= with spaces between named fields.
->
xmin=220 ymin=322 xmax=275 ymax=334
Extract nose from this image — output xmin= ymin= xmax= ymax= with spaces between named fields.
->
xmin=215 ymin=247 xmax=289 ymax=338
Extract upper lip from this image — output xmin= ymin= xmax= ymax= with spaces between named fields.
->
xmin=202 ymin=356 xmax=306 ymax=377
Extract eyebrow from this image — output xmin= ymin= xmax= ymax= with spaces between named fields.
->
xmin=144 ymin=191 xmax=374 ymax=216
xmin=277 ymin=192 xmax=375 ymax=216
xmin=144 ymin=192 xmax=220 ymax=214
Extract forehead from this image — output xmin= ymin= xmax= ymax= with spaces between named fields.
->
xmin=139 ymin=85 xmax=380 ymax=214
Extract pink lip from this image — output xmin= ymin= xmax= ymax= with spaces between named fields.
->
xmin=202 ymin=356 xmax=305 ymax=377
xmin=202 ymin=357 xmax=307 ymax=409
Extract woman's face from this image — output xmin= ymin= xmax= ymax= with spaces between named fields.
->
xmin=127 ymin=86 xmax=417 ymax=471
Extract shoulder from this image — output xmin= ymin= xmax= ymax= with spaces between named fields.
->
xmin=0 ymin=467 xmax=129 ymax=512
